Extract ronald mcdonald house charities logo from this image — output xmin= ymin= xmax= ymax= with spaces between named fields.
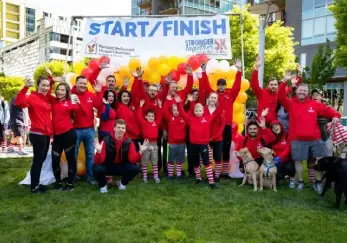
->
xmin=86 ymin=38 xmax=98 ymax=55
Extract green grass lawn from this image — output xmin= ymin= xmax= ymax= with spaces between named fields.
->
xmin=1 ymin=158 xmax=347 ymax=243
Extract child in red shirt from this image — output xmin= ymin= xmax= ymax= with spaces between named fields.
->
xmin=137 ymin=99 xmax=162 ymax=183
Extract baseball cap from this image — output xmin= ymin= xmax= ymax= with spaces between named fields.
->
xmin=217 ymin=79 xmax=226 ymax=86
xmin=311 ymin=89 xmax=323 ymax=95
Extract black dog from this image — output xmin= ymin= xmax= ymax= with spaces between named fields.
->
xmin=314 ymin=157 xmax=347 ymax=209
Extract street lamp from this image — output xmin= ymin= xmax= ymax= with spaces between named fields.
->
xmin=249 ymin=0 xmax=284 ymax=88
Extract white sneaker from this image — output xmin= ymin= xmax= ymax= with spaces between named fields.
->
xmin=289 ymin=180 xmax=296 ymax=189
xmin=100 ymin=185 xmax=108 ymax=193
xmin=297 ymin=182 xmax=304 ymax=192
xmin=7 ymin=147 xmax=15 ymax=153
xmin=154 ymin=177 xmax=160 ymax=184
xmin=313 ymin=183 xmax=323 ymax=195
xmin=18 ymin=151 xmax=29 ymax=155
xmin=143 ymin=177 xmax=148 ymax=183
xmin=117 ymin=181 xmax=126 ymax=190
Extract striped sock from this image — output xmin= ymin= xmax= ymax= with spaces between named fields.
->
xmin=223 ymin=161 xmax=229 ymax=175
xmin=215 ymin=161 xmax=222 ymax=178
xmin=176 ymin=162 xmax=182 ymax=177
xmin=208 ymin=145 xmax=213 ymax=163
xmin=194 ymin=166 xmax=201 ymax=180
xmin=1 ymin=141 xmax=6 ymax=152
xmin=205 ymin=165 xmax=215 ymax=184
xmin=168 ymin=162 xmax=174 ymax=177
xmin=141 ymin=165 xmax=148 ymax=179
xmin=9 ymin=142 xmax=14 ymax=150
xmin=153 ymin=164 xmax=159 ymax=179
xmin=200 ymin=156 xmax=203 ymax=166
xmin=16 ymin=143 xmax=22 ymax=152
xmin=308 ymin=168 xmax=315 ymax=184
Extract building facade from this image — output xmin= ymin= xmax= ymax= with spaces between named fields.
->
xmin=0 ymin=16 xmax=83 ymax=77
xmin=135 ymin=0 xmax=244 ymax=16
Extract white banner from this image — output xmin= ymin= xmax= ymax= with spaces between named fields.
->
xmin=82 ymin=16 xmax=231 ymax=60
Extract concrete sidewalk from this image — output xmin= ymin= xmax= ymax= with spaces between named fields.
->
xmin=0 ymin=147 xmax=33 ymax=159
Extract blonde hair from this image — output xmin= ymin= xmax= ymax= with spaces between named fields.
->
xmin=194 ymin=103 xmax=203 ymax=110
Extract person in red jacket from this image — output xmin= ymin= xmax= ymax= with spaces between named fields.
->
xmin=268 ymin=120 xmax=296 ymax=188
xmin=116 ymin=90 xmax=141 ymax=150
xmin=72 ymin=75 xmax=103 ymax=185
xmin=51 ymin=83 xmax=80 ymax=191
xmin=199 ymin=60 xmax=242 ymax=179
xmin=98 ymin=90 xmax=117 ymax=140
xmin=163 ymin=102 xmax=187 ymax=180
xmin=204 ymin=92 xmax=226 ymax=182
xmin=238 ymin=110 xmax=276 ymax=168
xmin=15 ymin=76 xmax=54 ymax=193
xmin=278 ymin=81 xmax=341 ymax=193
xmin=176 ymin=96 xmax=222 ymax=189
xmin=93 ymin=119 xmax=149 ymax=193
xmin=137 ymin=99 xmax=162 ymax=183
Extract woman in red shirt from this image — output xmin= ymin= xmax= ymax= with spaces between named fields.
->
xmin=51 ymin=83 xmax=80 ymax=191
xmin=15 ymin=77 xmax=53 ymax=193
xmin=98 ymin=90 xmax=117 ymax=140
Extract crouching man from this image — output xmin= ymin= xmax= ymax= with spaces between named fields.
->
xmin=93 ymin=119 xmax=149 ymax=193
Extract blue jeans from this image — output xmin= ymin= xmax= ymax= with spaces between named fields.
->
xmin=75 ymin=128 xmax=95 ymax=178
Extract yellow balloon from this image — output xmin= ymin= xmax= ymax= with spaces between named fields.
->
xmin=128 ymin=58 xmax=141 ymax=72
xmin=233 ymin=102 xmax=242 ymax=113
xmin=168 ymin=56 xmax=179 ymax=70
xmin=69 ymin=75 xmax=77 ymax=86
xmin=119 ymin=66 xmax=130 ymax=78
xmin=158 ymin=64 xmax=171 ymax=76
xmin=233 ymin=113 xmax=245 ymax=124
xmin=115 ymin=73 xmax=123 ymax=87
xmin=238 ymin=124 xmax=244 ymax=133
xmin=148 ymin=57 xmax=160 ymax=70
xmin=150 ymin=72 xmax=161 ymax=84
xmin=87 ymin=82 xmax=94 ymax=92
xmin=226 ymin=67 xmax=237 ymax=81
xmin=241 ymin=78 xmax=250 ymax=92
xmin=240 ymin=104 xmax=245 ymax=113
xmin=226 ymin=79 xmax=234 ymax=89
xmin=212 ymin=68 xmax=227 ymax=82
xmin=159 ymin=55 xmax=168 ymax=64
xmin=142 ymin=65 xmax=152 ymax=81
xmin=236 ymin=92 xmax=248 ymax=103
xmin=73 ymin=62 xmax=86 ymax=75
xmin=77 ymin=143 xmax=86 ymax=176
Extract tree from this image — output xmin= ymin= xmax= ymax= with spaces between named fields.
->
xmin=33 ymin=60 xmax=72 ymax=81
xmin=330 ymin=1 xmax=347 ymax=69
xmin=302 ymin=39 xmax=336 ymax=89
xmin=0 ymin=76 xmax=25 ymax=101
xmin=230 ymin=5 xmax=297 ymax=107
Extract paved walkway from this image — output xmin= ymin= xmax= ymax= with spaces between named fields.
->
xmin=0 ymin=147 xmax=33 ymax=159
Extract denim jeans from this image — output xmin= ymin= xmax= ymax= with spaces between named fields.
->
xmin=75 ymin=128 xmax=95 ymax=179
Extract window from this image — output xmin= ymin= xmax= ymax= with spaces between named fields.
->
xmin=302 ymin=0 xmax=314 ymax=19
xmin=314 ymin=17 xmax=325 ymax=37
xmin=315 ymin=0 xmax=325 ymax=8
xmin=326 ymin=0 xmax=334 ymax=5
xmin=326 ymin=15 xmax=336 ymax=34
xmin=302 ymin=19 xmax=313 ymax=39
xmin=43 ymin=12 xmax=48 ymax=17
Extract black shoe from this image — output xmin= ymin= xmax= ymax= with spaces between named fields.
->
xmin=209 ymin=183 xmax=217 ymax=189
xmin=224 ymin=174 xmax=232 ymax=180
xmin=31 ymin=184 xmax=47 ymax=194
xmin=54 ymin=182 xmax=63 ymax=191
xmin=168 ymin=176 xmax=174 ymax=182
xmin=215 ymin=177 xmax=220 ymax=183
xmin=176 ymin=176 xmax=184 ymax=181
xmin=195 ymin=179 xmax=202 ymax=184
xmin=63 ymin=184 xmax=75 ymax=191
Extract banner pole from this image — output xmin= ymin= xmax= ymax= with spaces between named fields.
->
xmin=64 ymin=17 xmax=74 ymax=76
xmin=239 ymin=0 xmax=245 ymax=79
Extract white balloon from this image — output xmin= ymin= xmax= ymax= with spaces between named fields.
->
xmin=219 ymin=60 xmax=230 ymax=72
xmin=206 ymin=59 xmax=218 ymax=74
xmin=229 ymin=65 xmax=238 ymax=72
xmin=65 ymin=72 xmax=76 ymax=86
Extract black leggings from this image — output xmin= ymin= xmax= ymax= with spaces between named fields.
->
xmin=209 ymin=141 xmax=223 ymax=161
xmin=52 ymin=129 xmax=77 ymax=184
xmin=29 ymin=133 xmax=50 ymax=190
xmin=186 ymin=128 xmax=195 ymax=175
xmin=189 ymin=144 xmax=210 ymax=167
xmin=222 ymin=125 xmax=232 ymax=161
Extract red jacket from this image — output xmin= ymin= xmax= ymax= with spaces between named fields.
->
xmin=178 ymin=102 xmax=222 ymax=144
xmin=14 ymin=86 xmax=53 ymax=136
xmin=278 ymin=82 xmax=341 ymax=141
xmin=199 ymin=71 xmax=242 ymax=125
xmin=94 ymin=135 xmax=141 ymax=165
xmin=269 ymin=120 xmax=291 ymax=163
xmin=163 ymin=105 xmax=186 ymax=144
xmin=98 ymin=104 xmax=117 ymax=134
xmin=116 ymin=103 xmax=141 ymax=140
xmin=204 ymin=106 xmax=226 ymax=142
xmin=250 ymin=70 xmax=279 ymax=124
xmin=71 ymin=89 xmax=102 ymax=129
xmin=137 ymin=106 xmax=162 ymax=142
xmin=51 ymin=99 xmax=78 ymax=135
xmin=239 ymin=127 xmax=276 ymax=159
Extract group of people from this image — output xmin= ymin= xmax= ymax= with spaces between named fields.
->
xmin=12 ymin=55 xmax=341 ymax=194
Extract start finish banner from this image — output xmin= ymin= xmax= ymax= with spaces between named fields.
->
xmin=82 ymin=15 xmax=231 ymax=60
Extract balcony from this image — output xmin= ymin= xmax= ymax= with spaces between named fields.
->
xmin=158 ymin=1 xmax=178 ymax=15
xmin=137 ymin=0 xmax=152 ymax=9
